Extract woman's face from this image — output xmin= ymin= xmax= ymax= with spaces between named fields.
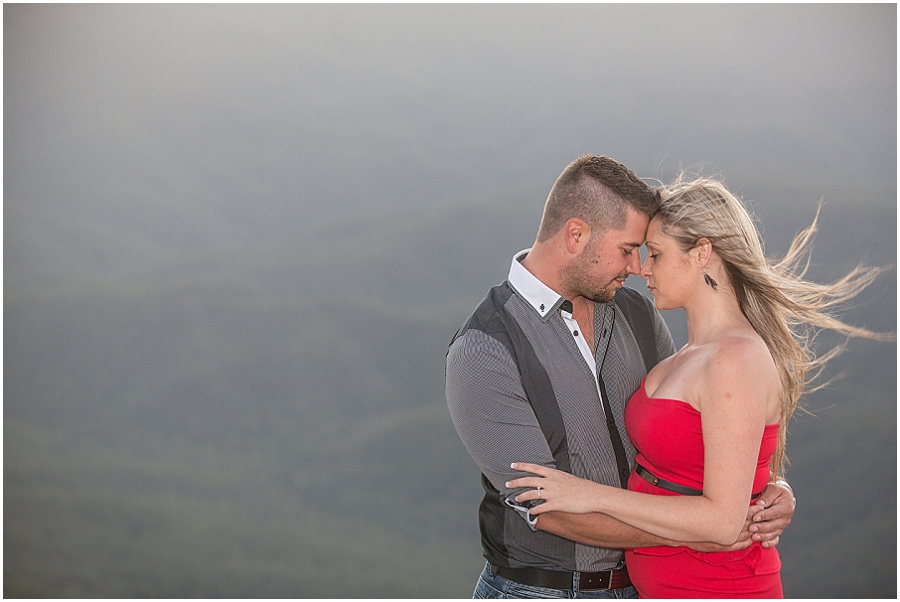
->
xmin=640 ymin=218 xmax=696 ymax=311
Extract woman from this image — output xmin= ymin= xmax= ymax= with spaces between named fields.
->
xmin=508 ymin=175 xmax=891 ymax=597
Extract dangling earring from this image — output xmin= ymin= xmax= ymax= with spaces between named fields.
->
xmin=703 ymin=271 xmax=718 ymax=291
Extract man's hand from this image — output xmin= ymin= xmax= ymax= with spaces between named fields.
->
xmin=748 ymin=481 xmax=795 ymax=548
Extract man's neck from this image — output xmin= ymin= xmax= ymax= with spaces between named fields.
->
xmin=520 ymin=242 xmax=567 ymax=299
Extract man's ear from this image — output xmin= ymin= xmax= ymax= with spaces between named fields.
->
xmin=564 ymin=218 xmax=591 ymax=255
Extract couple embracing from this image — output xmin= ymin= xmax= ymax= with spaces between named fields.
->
xmin=446 ymin=155 xmax=888 ymax=598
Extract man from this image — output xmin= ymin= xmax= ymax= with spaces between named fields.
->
xmin=446 ymin=155 xmax=795 ymax=598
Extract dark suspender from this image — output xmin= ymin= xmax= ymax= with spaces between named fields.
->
xmin=598 ymin=373 xmax=632 ymax=489
xmin=602 ymin=289 xmax=659 ymax=489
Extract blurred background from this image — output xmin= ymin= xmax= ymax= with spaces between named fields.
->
xmin=4 ymin=4 xmax=896 ymax=598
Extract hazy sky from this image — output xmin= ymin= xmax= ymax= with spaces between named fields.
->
xmin=5 ymin=4 xmax=896 ymax=283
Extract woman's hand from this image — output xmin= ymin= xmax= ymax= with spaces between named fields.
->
xmin=506 ymin=462 xmax=606 ymax=515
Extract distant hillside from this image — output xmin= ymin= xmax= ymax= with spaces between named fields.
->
xmin=4 ymin=188 xmax=896 ymax=597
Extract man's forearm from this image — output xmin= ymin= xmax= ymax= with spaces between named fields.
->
xmin=536 ymin=510 xmax=677 ymax=549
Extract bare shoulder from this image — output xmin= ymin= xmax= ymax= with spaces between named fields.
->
xmin=709 ymin=331 xmax=773 ymax=373
xmin=697 ymin=331 xmax=779 ymax=412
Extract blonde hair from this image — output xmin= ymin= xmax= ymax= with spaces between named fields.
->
xmin=655 ymin=174 xmax=892 ymax=478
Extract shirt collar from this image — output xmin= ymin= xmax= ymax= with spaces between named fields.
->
xmin=508 ymin=249 xmax=567 ymax=320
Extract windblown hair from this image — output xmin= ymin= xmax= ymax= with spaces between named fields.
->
xmin=536 ymin=155 xmax=660 ymax=243
xmin=655 ymin=174 xmax=892 ymax=478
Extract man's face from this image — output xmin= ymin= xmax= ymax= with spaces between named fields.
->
xmin=563 ymin=207 xmax=649 ymax=303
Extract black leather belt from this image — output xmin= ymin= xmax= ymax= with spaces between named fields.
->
xmin=492 ymin=564 xmax=631 ymax=591
xmin=636 ymin=463 xmax=763 ymax=500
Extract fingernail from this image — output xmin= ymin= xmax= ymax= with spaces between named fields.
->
xmin=505 ymin=482 xmax=511 ymax=488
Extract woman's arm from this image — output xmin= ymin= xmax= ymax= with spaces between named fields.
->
xmin=510 ymin=339 xmax=777 ymax=545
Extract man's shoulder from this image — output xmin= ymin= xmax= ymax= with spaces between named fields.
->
xmin=613 ymin=286 xmax=669 ymax=371
xmin=612 ymin=286 xmax=658 ymax=342
xmin=451 ymin=281 xmax=517 ymax=343
xmin=613 ymin=286 xmax=654 ymax=312
xmin=446 ymin=283 xmax=521 ymax=376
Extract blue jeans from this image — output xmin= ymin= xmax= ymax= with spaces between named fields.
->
xmin=473 ymin=563 xmax=638 ymax=599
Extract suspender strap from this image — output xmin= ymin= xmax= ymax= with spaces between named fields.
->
xmin=597 ymin=289 xmax=658 ymax=491
xmin=597 ymin=374 xmax=631 ymax=490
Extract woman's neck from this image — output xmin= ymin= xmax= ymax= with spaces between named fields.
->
xmin=683 ymin=287 xmax=748 ymax=346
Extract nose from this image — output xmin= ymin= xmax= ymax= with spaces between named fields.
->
xmin=639 ymin=256 xmax=651 ymax=280
xmin=626 ymin=248 xmax=642 ymax=275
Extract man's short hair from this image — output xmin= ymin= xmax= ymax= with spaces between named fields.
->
xmin=536 ymin=155 xmax=660 ymax=243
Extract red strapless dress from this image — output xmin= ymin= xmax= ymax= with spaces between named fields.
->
xmin=624 ymin=378 xmax=783 ymax=598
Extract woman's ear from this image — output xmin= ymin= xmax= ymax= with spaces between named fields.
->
xmin=694 ymin=237 xmax=713 ymax=268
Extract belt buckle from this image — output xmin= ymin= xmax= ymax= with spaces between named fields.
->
xmin=578 ymin=570 xmax=611 ymax=591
